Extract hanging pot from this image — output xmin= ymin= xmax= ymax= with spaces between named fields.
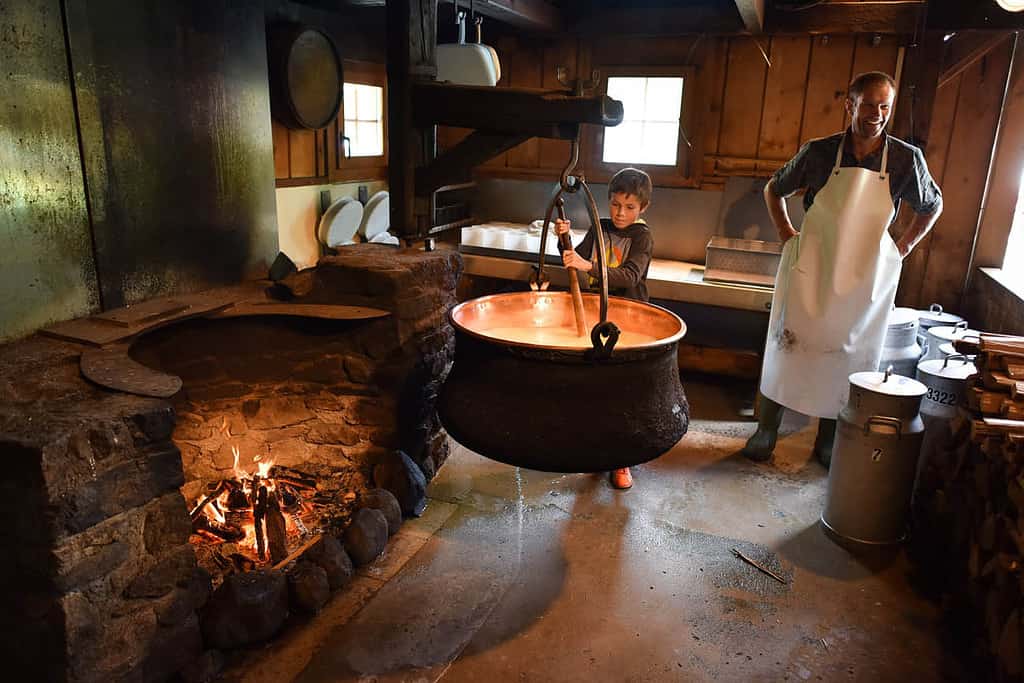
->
xmin=438 ymin=173 xmax=689 ymax=473
xmin=916 ymin=354 xmax=977 ymax=419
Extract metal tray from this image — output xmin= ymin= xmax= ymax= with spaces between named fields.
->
xmin=704 ymin=236 xmax=782 ymax=287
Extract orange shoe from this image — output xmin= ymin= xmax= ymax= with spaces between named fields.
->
xmin=610 ymin=467 xmax=633 ymax=490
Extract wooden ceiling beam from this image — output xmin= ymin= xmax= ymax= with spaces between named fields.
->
xmin=734 ymin=0 xmax=765 ymax=34
xmin=765 ymin=1 xmax=925 ymax=35
xmin=465 ymin=0 xmax=562 ymax=33
xmin=938 ymin=31 xmax=1015 ymax=90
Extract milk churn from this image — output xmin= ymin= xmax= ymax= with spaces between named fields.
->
xmin=916 ymin=304 xmax=964 ymax=348
xmin=916 ymin=354 xmax=977 ymax=420
xmin=921 ymin=321 xmax=979 ymax=362
xmin=822 ymin=368 xmax=927 ymax=545
xmin=877 ymin=307 xmax=922 ymax=377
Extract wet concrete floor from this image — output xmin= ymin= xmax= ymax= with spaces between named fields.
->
xmin=233 ymin=375 xmax=955 ymax=682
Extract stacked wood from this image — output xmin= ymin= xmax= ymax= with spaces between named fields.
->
xmin=916 ymin=334 xmax=1024 ymax=681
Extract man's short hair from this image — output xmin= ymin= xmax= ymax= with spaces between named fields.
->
xmin=848 ymin=71 xmax=896 ymax=99
xmin=608 ymin=167 xmax=653 ymax=207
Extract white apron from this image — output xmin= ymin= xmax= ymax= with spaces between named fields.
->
xmin=761 ymin=135 xmax=902 ymax=418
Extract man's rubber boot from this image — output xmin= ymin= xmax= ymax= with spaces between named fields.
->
xmin=741 ymin=394 xmax=785 ymax=462
xmin=813 ymin=418 xmax=837 ymax=469
xmin=610 ymin=467 xmax=633 ymax=490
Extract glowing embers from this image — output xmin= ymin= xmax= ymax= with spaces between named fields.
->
xmin=189 ymin=439 xmax=320 ymax=569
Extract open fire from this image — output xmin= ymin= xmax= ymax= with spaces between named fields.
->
xmin=188 ymin=419 xmax=345 ymax=574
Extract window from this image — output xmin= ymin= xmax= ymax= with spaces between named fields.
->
xmin=343 ymin=82 xmax=384 ymax=157
xmin=602 ymin=76 xmax=685 ymax=166
xmin=1005 ymin=164 xmax=1024 ymax=277
xmin=332 ymin=61 xmax=387 ymax=183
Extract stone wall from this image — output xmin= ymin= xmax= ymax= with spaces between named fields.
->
xmin=0 ymin=245 xmax=460 ymax=682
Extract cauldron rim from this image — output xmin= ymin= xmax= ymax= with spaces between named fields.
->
xmin=448 ymin=291 xmax=686 ymax=351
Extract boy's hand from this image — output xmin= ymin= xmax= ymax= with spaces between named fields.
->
xmin=554 ymin=218 xmax=571 ymax=236
xmin=562 ymin=250 xmax=592 ymax=272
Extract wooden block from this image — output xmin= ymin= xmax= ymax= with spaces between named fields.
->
xmin=80 ymin=345 xmax=183 ymax=398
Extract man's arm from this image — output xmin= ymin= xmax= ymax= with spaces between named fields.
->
xmin=764 ymin=179 xmax=799 ymax=243
xmin=894 ymin=199 xmax=942 ymax=258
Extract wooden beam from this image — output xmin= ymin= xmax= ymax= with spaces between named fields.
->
xmin=939 ymin=31 xmax=1016 ymax=90
xmin=570 ymin=7 xmax=741 ymax=35
xmin=412 ymin=82 xmax=623 ymax=131
xmin=464 ymin=0 xmax=562 ymax=33
xmin=765 ymin=1 xmax=924 ymax=35
xmin=734 ymin=0 xmax=765 ymax=35
xmin=928 ymin=0 xmax=1024 ymax=31
xmin=415 ymin=131 xmax=535 ymax=195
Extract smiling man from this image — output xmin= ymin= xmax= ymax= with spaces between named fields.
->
xmin=741 ymin=71 xmax=943 ymax=468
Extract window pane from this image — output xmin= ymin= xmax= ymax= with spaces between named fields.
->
xmin=1004 ymin=164 xmax=1024 ymax=275
xmin=639 ymin=122 xmax=679 ymax=166
xmin=606 ymin=77 xmax=647 ymax=121
xmin=602 ymin=75 xmax=684 ymax=166
xmin=343 ymin=83 xmax=357 ymax=119
xmin=351 ymin=121 xmax=383 ymax=157
xmin=644 ymin=78 xmax=684 ymax=122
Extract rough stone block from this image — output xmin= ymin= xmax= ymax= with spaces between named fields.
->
xmin=293 ymin=356 xmax=348 ymax=383
xmin=360 ymin=488 xmax=402 ymax=536
xmin=154 ymin=566 xmax=212 ymax=627
xmin=343 ymin=354 xmax=376 ymax=384
xmin=307 ymin=422 xmax=361 ymax=446
xmin=373 ymin=449 xmax=427 ymax=517
xmin=141 ymin=613 xmax=203 ymax=683
xmin=143 ymin=492 xmax=193 ymax=553
xmin=288 ymin=560 xmax=330 ymax=613
xmin=200 ymin=570 xmax=289 ymax=649
xmin=343 ymin=508 xmax=388 ymax=566
xmin=242 ymin=396 xmax=314 ymax=430
xmin=125 ymin=545 xmax=197 ymax=599
xmin=309 ymin=534 xmax=354 ymax=589
xmin=180 ymin=649 xmax=225 ymax=683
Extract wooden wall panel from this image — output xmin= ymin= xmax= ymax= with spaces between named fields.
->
xmin=288 ymin=128 xmax=318 ymax=178
xmin=757 ymin=37 xmax=812 ymax=161
xmin=850 ymin=33 xmax=901 ymax=78
xmin=539 ymin=38 xmax=578 ymax=170
xmin=800 ymin=35 xmax=855 ymax=143
xmin=918 ymin=38 xmax=1014 ymax=310
xmin=718 ymin=37 xmax=769 ymax=158
xmin=272 ymin=119 xmax=290 ymax=178
xmin=506 ymin=40 xmax=544 ymax=168
xmin=896 ymin=75 xmax=961 ymax=306
xmin=701 ymin=37 xmax=729 ymax=157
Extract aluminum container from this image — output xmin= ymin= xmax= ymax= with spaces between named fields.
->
xmin=703 ymin=237 xmax=782 ymax=287
xmin=916 ymin=303 xmax=964 ymax=347
xmin=878 ymin=307 xmax=922 ymax=377
xmin=822 ymin=368 xmax=927 ymax=546
xmin=916 ymin=354 xmax=976 ymax=419
xmin=921 ymin=322 xmax=980 ymax=361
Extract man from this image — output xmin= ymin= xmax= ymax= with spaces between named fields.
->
xmin=742 ymin=71 xmax=943 ymax=468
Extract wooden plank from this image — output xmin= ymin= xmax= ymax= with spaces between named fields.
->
xmin=288 ymin=128 xmax=317 ymax=178
xmin=766 ymin=0 xmax=922 ymax=35
xmin=506 ymin=40 xmax=544 ymax=169
xmin=539 ymin=38 xmax=577 ymax=171
xmin=702 ymin=37 xmax=730 ymax=158
xmin=718 ymin=36 xmax=768 ymax=158
xmin=799 ymin=35 xmax=855 ymax=143
xmin=895 ymin=74 xmax=962 ymax=308
xmin=80 ymin=345 xmax=183 ymax=398
xmin=891 ymin=30 xmax=945 ymax=149
xmin=850 ymin=33 xmax=901 ymax=78
xmin=974 ymin=35 xmax=1024 ymax=270
xmin=272 ymin=119 xmax=290 ymax=179
xmin=453 ymin=0 xmax=562 ymax=33
xmin=919 ymin=38 xmax=1014 ymax=311
xmin=757 ymin=36 xmax=812 ymax=161
xmin=483 ymin=36 xmax=515 ymax=169
xmin=209 ymin=302 xmax=392 ymax=320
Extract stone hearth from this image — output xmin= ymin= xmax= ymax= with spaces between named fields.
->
xmin=0 ymin=245 xmax=460 ymax=682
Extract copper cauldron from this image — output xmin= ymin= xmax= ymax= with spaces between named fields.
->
xmin=438 ymin=291 xmax=689 ymax=472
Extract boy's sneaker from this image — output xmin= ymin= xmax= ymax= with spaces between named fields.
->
xmin=610 ymin=468 xmax=633 ymax=490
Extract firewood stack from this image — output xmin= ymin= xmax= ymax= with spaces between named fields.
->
xmin=911 ymin=334 xmax=1024 ymax=681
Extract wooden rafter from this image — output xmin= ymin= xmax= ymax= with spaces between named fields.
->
xmin=766 ymin=1 xmax=925 ymax=35
xmin=939 ymin=31 xmax=1016 ymax=90
xmin=341 ymin=0 xmax=561 ymax=32
xmin=734 ymin=0 xmax=765 ymax=35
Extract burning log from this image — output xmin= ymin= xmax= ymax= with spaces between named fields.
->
xmin=193 ymin=514 xmax=246 ymax=543
xmin=190 ymin=480 xmax=228 ymax=522
xmin=254 ymin=485 xmax=268 ymax=561
xmin=265 ymin=491 xmax=288 ymax=565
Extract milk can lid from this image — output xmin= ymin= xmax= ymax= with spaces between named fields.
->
xmin=887 ymin=307 xmax=919 ymax=327
xmin=917 ymin=303 xmax=964 ymax=327
xmin=928 ymin=324 xmax=980 ymax=342
xmin=850 ymin=369 xmax=927 ymax=396
xmin=917 ymin=355 xmax=977 ymax=380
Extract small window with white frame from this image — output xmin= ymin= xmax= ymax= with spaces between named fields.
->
xmin=602 ymin=76 xmax=685 ymax=166
xmin=343 ymin=82 xmax=384 ymax=157
xmin=1005 ymin=164 xmax=1024 ymax=278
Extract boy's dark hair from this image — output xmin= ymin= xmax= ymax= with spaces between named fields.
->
xmin=608 ymin=167 xmax=652 ymax=208
xmin=848 ymin=71 xmax=896 ymax=99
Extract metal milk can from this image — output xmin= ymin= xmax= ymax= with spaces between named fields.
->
xmin=916 ymin=303 xmax=964 ymax=349
xmin=877 ymin=307 xmax=922 ymax=377
xmin=916 ymin=354 xmax=977 ymax=420
xmin=921 ymin=321 xmax=979 ymax=362
xmin=822 ymin=367 xmax=927 ymax=546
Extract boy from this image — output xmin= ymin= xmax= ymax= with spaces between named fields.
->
xmin=554 ymin=167 xmax=654 ymax=490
